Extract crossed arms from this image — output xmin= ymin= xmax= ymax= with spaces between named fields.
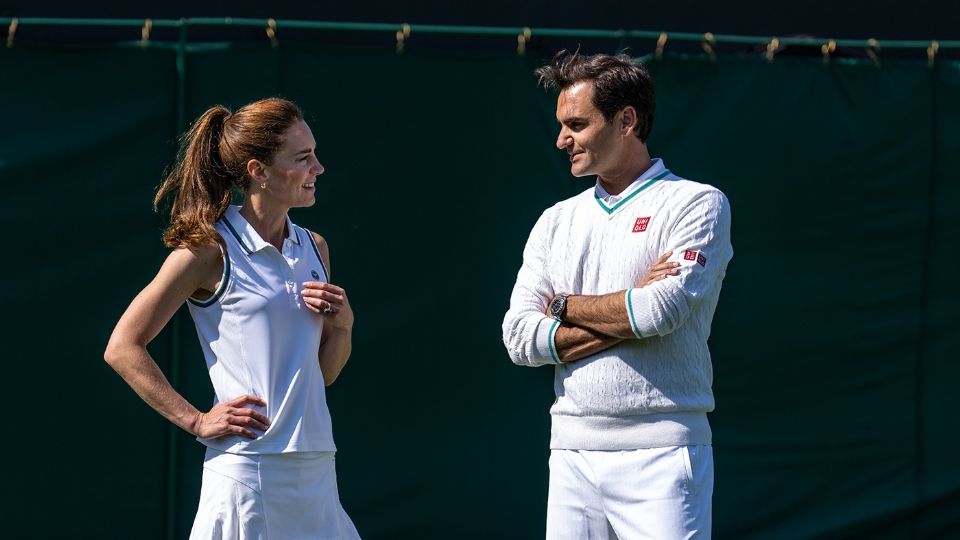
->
xmin=501 ymin=189 xmax=732 ymax=366
xmin=549 ymin=255 xmax=679 ymax=362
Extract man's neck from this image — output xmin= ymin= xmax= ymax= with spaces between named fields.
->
xmin=597 ymin=155 xmax=653 ymax=196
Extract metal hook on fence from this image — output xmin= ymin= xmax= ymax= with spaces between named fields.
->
xmin=655 ymin=32 xmax=667 ymax=60
xmin=927 ymin=40 xmax=939 ymax=69
xmin=140 ymin=19 xmax=153 ymax=47
xmin=396 ymin=23 xmax=411 ymax=53
xmin=517 ymin=26 xmax=531 ymax=55
xmin=266 ymin=18 xmax=279 ymax=48
xmin=865 ymin=38 xmax=881 ymax=66
xmin=765 ymin=37 xmax=780 ymax=63
xmin=6 ymin=17 xmax=18 ymax=48
xmin=702 ymin=32 xmax=716 ymax=61
xmin=613 ymin=28 xmax=627 ymax=53
xmin=821 ymin=39 xmax=836 ymax=64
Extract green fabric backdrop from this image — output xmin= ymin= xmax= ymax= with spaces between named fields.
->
xmin=1 ymin=43 xmax=957 ymax=539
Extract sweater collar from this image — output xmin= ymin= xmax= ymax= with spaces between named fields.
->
xmin=594 ymin=158 xmax=671 ymax=215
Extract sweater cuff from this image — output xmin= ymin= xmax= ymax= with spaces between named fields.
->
xmin=535 ymin=317 xmax=562 ymax=364
xmin=625 ymin=288 xmax=653 ymax=338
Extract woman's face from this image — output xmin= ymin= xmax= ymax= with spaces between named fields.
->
xmin=259 ymin=120 xmax=325 ymax=209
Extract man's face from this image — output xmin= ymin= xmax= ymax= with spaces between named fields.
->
xmin=555 ymin=81 xmax=622 ymax=178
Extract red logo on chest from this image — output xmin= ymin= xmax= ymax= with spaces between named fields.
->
xmin=684 ymin=250 xmax=707 ymax=267
xmin=632 ymin=217 xmax=651 ymax=233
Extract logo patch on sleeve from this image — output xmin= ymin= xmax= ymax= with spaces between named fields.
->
xmin=684 ymin=250 xmax=707 ymax=267
xmin=632 ymin=216 xmax=651 ymax=233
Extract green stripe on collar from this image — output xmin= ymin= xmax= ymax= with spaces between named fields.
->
xmin=223 ymin=218 xmax=253 ymax=255
xmin=289 ymin=219 xmax=301 ymax=245
xmin=594 ymin=170 xmax=671 ymax=215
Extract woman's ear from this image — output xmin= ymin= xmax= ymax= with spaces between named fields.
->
xmin=246 ymin=159 xmax=266 ymax=182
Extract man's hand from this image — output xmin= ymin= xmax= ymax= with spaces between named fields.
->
xmin=637 ymin=251 xmax=680 ymax=288
xmin=192 ymin=394 xmax=270 ymax=439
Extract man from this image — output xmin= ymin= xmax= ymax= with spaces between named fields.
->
xmin=501 ymin=50 xmax=733 ymax=539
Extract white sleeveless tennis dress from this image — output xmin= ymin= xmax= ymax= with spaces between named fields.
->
xmin=187 ymin=205 xmax=360 ymax=539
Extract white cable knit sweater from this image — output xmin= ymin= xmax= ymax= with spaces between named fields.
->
xmin=502 ymin=159 xmax=733 ymax=450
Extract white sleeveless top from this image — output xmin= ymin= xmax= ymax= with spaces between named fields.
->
xmin=187 ymin=205 xmax=336 ymax=454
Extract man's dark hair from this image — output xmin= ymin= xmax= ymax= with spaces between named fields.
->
xmin=535 ymin=50 xmax=656 ymax=142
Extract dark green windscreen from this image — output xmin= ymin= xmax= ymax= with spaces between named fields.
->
xmin=1 ymin=43 xmax=956 ymax=539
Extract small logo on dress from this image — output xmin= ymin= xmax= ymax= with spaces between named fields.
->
xmin=684 ymin=250 xmax=707 ymax=267
xmin=632 ymin=216 xmax=651 ymax=233
xmin=311 ymin=270 xmax=320 ymax=279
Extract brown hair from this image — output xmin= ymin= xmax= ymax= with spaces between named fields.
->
xmin=535 ymin=50 xmax=656 ymax=141
xmin=154 ymin=97 xmax=303 ymax=248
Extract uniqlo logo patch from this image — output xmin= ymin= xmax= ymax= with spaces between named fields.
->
xmin=684 ymin=250 xmax=707 ymax=267
xmin=632 ymin=217 xmax=651 ymax=233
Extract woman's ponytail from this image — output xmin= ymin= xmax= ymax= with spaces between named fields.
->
xmin=154 ymin=106 xmax=233 ymax=249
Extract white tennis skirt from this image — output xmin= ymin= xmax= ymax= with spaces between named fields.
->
xmin=189 ymin=447 xmax=361 ymax=540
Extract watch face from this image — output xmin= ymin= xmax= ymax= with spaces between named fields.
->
xmin=551 ymin=296 xmax=565 ymax=319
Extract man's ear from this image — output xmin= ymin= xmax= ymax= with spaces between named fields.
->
xmin=620 ymin=106 xmax=639 ymax=136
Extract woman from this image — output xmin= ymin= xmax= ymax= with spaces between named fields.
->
xmin=104 ymin=98 xmax=361 ymax=539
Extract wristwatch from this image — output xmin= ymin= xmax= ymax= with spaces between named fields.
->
xmin=550 ymin=294 xmax=569 ymax=321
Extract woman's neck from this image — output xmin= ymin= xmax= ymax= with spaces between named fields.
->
xmin=239 ymin=198 xmax=288 ymax=250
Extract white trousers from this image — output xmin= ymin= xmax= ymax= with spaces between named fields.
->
xmin=546 ymin=446 xmax=713 ymax=540
xmin=189 ymin=448 xmax=361 ymax=540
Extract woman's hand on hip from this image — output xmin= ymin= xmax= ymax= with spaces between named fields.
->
xmin=192 ymin=394 xmax=270 ymax=439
